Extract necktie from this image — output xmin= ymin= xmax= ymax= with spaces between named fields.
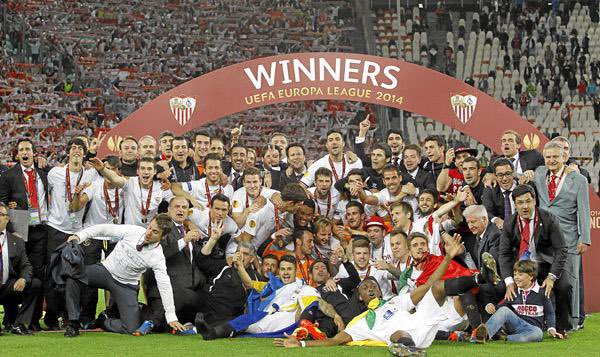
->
xmin=136 ymin=242 xmax=145 ymax=251
xmin=233 ymin=172 xmax=241 ymax=190
xmin=519 ymin=218 xmax=531 ymax=259
xmin=548 ymin=175 xmax=558 ymax=201
xmin=503 ymin=190 xmax=512 ymax=219
xmin=393 ymin=157 xmax=399 ymax=167
xmin=25 ymin=169 xmax=39 ymax=209
xmin=179 ymin=225 xmax=191 ymax=256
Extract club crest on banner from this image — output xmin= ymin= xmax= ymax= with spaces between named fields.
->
xmin=169 ymin=97 xmax=196 ymax=126
xmin=451 ymin=94 xmax=477 ymax=124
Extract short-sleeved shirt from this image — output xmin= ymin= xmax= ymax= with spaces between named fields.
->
xmin=182 ymin=178 xmax=234 ymax=209
xmin=188 ymin=208 xmax=241 ymax=241
xmin=301 ymin=154 xmax=362 ymax=187
xmin=308 ymin=186 xmax=341 ymax=219
xmin=122 ymin=177 xmax=173 ymax=227
xmin=231 ymin=187 xmax=277 ymax=213
xmin=83 ymin=178 xmax=124 ymax=226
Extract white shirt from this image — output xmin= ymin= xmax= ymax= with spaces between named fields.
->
xmin=370 ymin=234 xmax=393 ymax=264
xmin=238 ymin=199 xmax=293 ymax=252
xmin=188 ymin=208 xmax=241 ymax=241
xmin=412 ymin=215 xmax=456 ymax=257
xmin=231 ymin=187 xmax=277 ymax=213
xmin=375 ymin=188 xmax=418 ymax=214
xmin=509 ymin=153 xmax=523 ymax=176
xmin=182 ymin=178 xmax=234 ymax=209
xmin=0 ymin=231 xmax=8 ymax=285
xmin=301 ymin=154 xmax=362 ymax=187
xmin=47 ymin=166 xmax=99 ymax=234
xmin=83 ymin=178 xmax=124 ymax=227
xmin=122 ymin=177 xmax=173 ymax=227
xmin=334 ymin=195 xmax=384 ymax=223
xmin=20 ymin=165 xmax=48 ymax=223
xmin=308 ymin=186 xmax=341 ymax=219
xmin=76 ymin=224 xmax=178 ymax=323
xmin=335 ymin=263 xmax=393 ymax=299
xmin=313 ymin=237 xmax=341 ymax=259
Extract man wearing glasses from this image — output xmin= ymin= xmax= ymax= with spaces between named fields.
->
xmin=482 ymin=158 xmax=519 ymax=230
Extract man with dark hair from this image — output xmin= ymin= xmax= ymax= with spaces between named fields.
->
xmin=118 ymin=136 xmax=139 ymax=177
xmin=355 ymin=118 xmax=404 ymax=171
xmin=358 ymin=164 xmax=415 ymax=222
xmin=0 ymin=138 xmax=50 ymax=330
xmin=436 ymin=143 xmax=477 ymax=196
xmin=231 ymin=167 xmax=277 ymax=228
xmin=402 ymin=144 xmax=437 ymax=193
xmin=64 ymin=213 xmax=184 ymax=337
xmin=422 ymin=135 xmax=446 ymax=180
xmin=0 ymin=202 xmax=42 ymax=334
xmin=44 ymin=138 xmax=99 ymax=329
xmin=168 ymin=136 xmax=200 ymax=182
xmin=272 ymin=143 xmax=307 ymax=191
xmin=192 ymin=131 xmax=211 ymax=176
xmin=334 ymin=169 xmax=385 ymax=222
xmin=302 ymin=130 xmax=362 ymax=187
xmin=158 ymin=131 xmax=175 ymax=162
xmin=482 ymin=158 xmax=518 ymax=229
xmin=486 ymin=130 xmax=544 ymax=179
xmin=498 ymin=184 xmax=571 ymax=336
xmin=209 ymin=137 xmax=225 ymax=160
xmin=460 ymin=156 xmax=485 ymax=205
xmin=223 ymin=144 xmax=247 ymax=191
xmin=308 ymin=167 xmax=340 ymax=220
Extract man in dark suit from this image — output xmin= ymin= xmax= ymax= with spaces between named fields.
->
xmin=139 ymin=196 xmax=204 ymax=334
xmin=482 ymin=158 xmax=518 ymax=229
xmin=354 ymin=118 xmax=405 ymax=171
xmin=462 ymin=205 xmax=504 ymax=318
xmin=485 ymin=130 xmax=544 ymax=178
xmin=0 ymin=202 xmax=42 ymax=334
xmin=400 ymin=144 xmax=437 ymax=193
xmin=222 ymin=144 xmax=246 ymax=191
xmin=498 ymin=184 xmax=571 ymax=335
xmin=270 ymin=143 xmax=307 ymax=191
xmin=0 ymin=138 xmax=49 ymax=330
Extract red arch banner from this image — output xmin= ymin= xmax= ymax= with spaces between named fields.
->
xmin=98 ymin=53 xmax=600 ymax=311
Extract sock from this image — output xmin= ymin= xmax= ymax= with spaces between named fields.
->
xmin=397 ymin=336 xmax=416 ymax=347
xmin=444 ymin=276 xmax=478 ymax=296
xmin=459 ymin=291 xmax=482 ymax=329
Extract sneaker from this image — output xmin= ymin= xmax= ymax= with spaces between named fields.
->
xmin=64 ymin=325 xmax=80 ymax=338
xmin=481 ymin=252 xmax=501 ymax=285
xmin=133 ymin=320 xmax=154 ymax=336
xmin=11 ymin=324 xmax=33 ymax=336
xmin=448 ymin=331 xmax=466 ymax=342
xmin=194 ymin=313 xmax=216 ymax=340
xmin=388 ymin=343 xmax=427 ymax=356
xmin=470 ymin=324 xmax=488 ymax=344
xmin=299 ymin=319 xmax=326 ymax=340
xmin=291 ymin=327 xmax=309 ymax=340
xmin=172 ymin=322 xmax=197 ymax=335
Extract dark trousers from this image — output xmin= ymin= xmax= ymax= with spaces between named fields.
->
xmin=66 ymin=264 xmax=140 ymax=334
xmin=79 ymin=239 xmax=105 ymax=324
xmin=196 ymin=290 xmax=244 ymax=325
xmin=0 ymin=278 xmax=42 ymax=326
xmin=143 ymin=285 xmax=203 ymax=331
xmin=477 ymin=282 xmax=506 ymax=321
xmin=44 ymin=225 xmax=70 ymax=326
xmin=538 ymin=263 xmax=572 ymax=331
xmin=25 ymin=224 xmax=47 ymax=324
xmin=579 ymin=257 xmax=585 ymax=324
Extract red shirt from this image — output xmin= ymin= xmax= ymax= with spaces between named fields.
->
xmin=447 ymin=169 xmax=464 ymax=195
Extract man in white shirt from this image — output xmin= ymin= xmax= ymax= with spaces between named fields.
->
xmin=302 ymin=130 xmax=362 ymax=187
xmin=308 ymin=167 xmax=340 ymax=220
xmin=365 ymin=216 xmax=393 ymax=264
xmin=358 ymin=165 xmax=417 ymax=218
xmin=171 ymin=153 xmax=234 ymax=209
xmin=64 ymin=214 xmax=185 ymax=337
xmin=45 ymin=138 xmax=98 ymax=329
xmin=231 ymin=167 xmax=277 ymax=228
xmin=89 ymin=157 xmax=181 ymax=227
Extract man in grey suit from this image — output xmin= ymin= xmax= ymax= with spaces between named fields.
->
xmin=523 ymin=140 xmax=590 ymax=330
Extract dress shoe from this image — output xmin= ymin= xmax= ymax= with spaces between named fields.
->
xmin=64 ymin=325 xmax=80 ymax=338
xmin=29 ymin=323 xmax=43 ymax=332
xmin=11 ymin=324 xmax=33 ymax=335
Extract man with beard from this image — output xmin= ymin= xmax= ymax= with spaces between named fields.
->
xmin=231 ymin=167 xmax=277 ymax=228
xmin=192 ymin=131 xmax=211 ymax=177
xmin=334 ymin=169 xmax=385 ymax=223
xmin=168 ymin=136 xmax=200 ymax=182
xmin=209 ymin=137 xmax=225 ymax=159
xmin=261 ymin=201 xmax=315 ymax=260
xmin=358 ymin=165 xmax=417 ymax=218
xmin=334 ymin=237 xmax=393 ymax=299
xmin=402 ymin=145 xmax=437 ymax=194
xmin=302 ymin=130 xmax=362 ymax=187
xmin=437 ymin=144 xmax=477 ymax=196
xmin=365 ymin=216 xmax=392 ymax=264
xmin=138 ymin=135 xmax=157 ymax=160
xmin=482 ymin=158 xmax=518 ymax=230
xmin=0 ymin=138 xmax=50 ymax=330
xmin=171 ymin=153 xmax=234 ymax=209
xmin=194 ymin=255 xmax=320 ymax=339
xmin=223 ymin=144 xmax=246 ymax=191
xmin=412 ymin=189 xmax=466 ymax=256
xmin=45 ymin=138 xmax=99 ymax=329
xmin=355 ymin=118 xmax=402 ymax=175
xmin=374 ymin=229 xmax=411 ymax=295
xmin=422 ymin=135 xmax=446 ymax=181
xmin=332 ymin=201 xmax=367 ymax=244
xmin=460 ymin=157 xmax=485 ymax=206
xmin=275 ymin=235 xmax=468 ymax=353
xmin=390 ymin=201 xmax=414 ymax=234
xmin=118 ymin=136 xmax=139 ymax=177
xmin=292 ymin=229 xmax=315 ymax=285
xmin=273 ymin=143 xmax=307 ymax=191
xmin=308 ymin=168 xmax=341 ymax=220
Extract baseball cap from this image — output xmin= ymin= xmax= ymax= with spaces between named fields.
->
xmin=365 ymin=216 xmax=386 ymax=229
xmin=453 ymin=143 xmax=478 ymax=157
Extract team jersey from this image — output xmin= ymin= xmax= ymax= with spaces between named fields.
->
xmin=181 ymin=177 xmax=234 ymax=209
xmin=301 ymin=154 xmax=362 ymax=187
xmin=308 ymin=186 xmax=341 ymax=219
xmin=122 ymin=177 xmax=173 ymax=227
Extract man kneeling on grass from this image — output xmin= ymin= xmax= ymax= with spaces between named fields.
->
xmin=64 ymin=214 xmax=185 ymax=337
xmin=274 ymin=235 xmax=465 ymax=356
xmin=473 ymin=260 xmax=565 ymax=342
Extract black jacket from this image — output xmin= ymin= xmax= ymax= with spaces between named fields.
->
xmin=499 ymin=209 xmax=568 ymax=280
xmin=49 ymin=241 xmax=86 ymax=291
xmin=486 ymin=150 xmax=544 ymax=174
xmin=4 ymin=232 xmax=33 ymax=283
xmin=401 ymin=168 xmax=437 ymax=194
xmin=463 ymin=223 xmax=501 ymax=271
xmin=0 ymin=163 xmax=50 ymax=210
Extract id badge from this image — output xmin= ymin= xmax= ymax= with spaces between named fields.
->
xmin=69 ymin=212 xmax=78 ymax=225
xmin=29 ymin=208 xmax=41 ymax=225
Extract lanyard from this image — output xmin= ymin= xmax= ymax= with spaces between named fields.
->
xmin=205 ymin=179 xmax=221 ymax=208
xmin=65 ymin=165 xmax=83 ymax=203
xmin=274 ymin=205 xmax=281 ymax=231
xmin=296 ymin=256 xmax=311 ymax=284
xmin=517 ymin=210 xmax=539 ymax=245
xmin=139 ymin=179 xmax=154 ymax=218
xmin=546 ymin=167 xmax=566 ymax=187
xmin=103 ymin=182 xmax=119 ymax=222
xmin=245 ymin=188 xmax=262 ymax=208
xmin=328 ymin=156 xmax=346 ymax=181
xmin=371 ymin=243 xmax=386 ymax=260
xmin=207 ymin=213 xmax=213 ymax=238
xmin=316 ymin=190 xmax=331 ymax=217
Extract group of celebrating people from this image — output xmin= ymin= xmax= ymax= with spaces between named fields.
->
xmin=0 ymin=115 xmax=591 ymax=355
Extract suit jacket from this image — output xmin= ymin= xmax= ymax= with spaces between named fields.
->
xmin=533 ymin=166 xmax=590 ymax=252
xmin=463 ymin=222 xmax=501 ymax=271
xmin=499 ymin=209 xmax=568 ymax=281
xmin=145 ymin=227 xmax=205 ymax=298
xmin=402 ymin=168 xmax=437 ymax=194
xmin=486 ymin=149 xmax=544 ymax=174
xmin=221 ymin=161 xmax=243 ymax=191
xmin=482 ymin=181 xmax=538 ymax=222
xmin=0 ymin=163 xmax=49 ymax=210
xmin=5 ymin=232 xmax=33 ymax=283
